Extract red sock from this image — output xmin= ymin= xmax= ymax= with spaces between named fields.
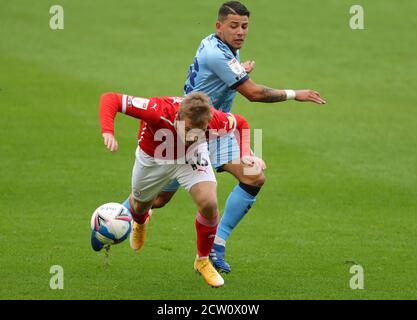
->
xmin=129 ymin=197 xmax=151 ymax=224
xmin=195 ymin=212 xmax=219 ymax=259
xmin=129 ymin=197 xmax=150 ymax=224
xmin=130 ymin=208 xmax=150 ymax=224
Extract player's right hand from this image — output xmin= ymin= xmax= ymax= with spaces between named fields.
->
xmin=241 ymin=60 xmax=255 ymax=73
xmin=102 ymin=133 xmax=118 ymax=153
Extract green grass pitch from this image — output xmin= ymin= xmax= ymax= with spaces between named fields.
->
xmin=1 ymin=0 xmax=416 ymax=299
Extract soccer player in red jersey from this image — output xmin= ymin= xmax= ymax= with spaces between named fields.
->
xmin=98 ymin=91 xmax=265 ymax=287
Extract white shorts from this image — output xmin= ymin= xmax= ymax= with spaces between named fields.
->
xmin=131 ymin=143 xmax=216 ymax=202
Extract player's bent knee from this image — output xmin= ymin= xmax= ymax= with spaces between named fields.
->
xmin=130 ymin=196 xmax=152 ymax=215
xmin=241 ymin=171 xmax=266 ymax=187
xmin=199 ymin=198 xmax=218 ymax=217
xmin=151 ymin=198 xmax=165 ymax=209
xmin=256 ymin=172 xmax=266 ymax=187
xmin=152 ymin=192 xmax=173 ymax=208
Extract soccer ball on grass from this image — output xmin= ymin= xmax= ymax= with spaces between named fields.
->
xmin=90 ymin=202 xmax=132 ymax=251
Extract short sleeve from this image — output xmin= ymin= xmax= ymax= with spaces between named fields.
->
xmin=206 ymin=50 xmax=249 ymax=89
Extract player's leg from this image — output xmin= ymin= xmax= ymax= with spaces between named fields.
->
xmin=128 ymin=194 xmax=153 ymax=251
xmin=220 ymin=160 xmax=265 ymax=238
xmin=176 ymin=144 xmax=224 ymax=287
xmin=151 ymin=179 xmax=180 ymax=208
xmin=129 ymin=147 xmax=172 ymax=251
xmin=188 ymin=181 xmax=224 ymax=288
xmin=188 ymin=181 xmax=219 ymax=259
xmin=211 ymin=161 xmax=265 ymax=272
xmin=209 ymin=134 xmax=266 ymax=273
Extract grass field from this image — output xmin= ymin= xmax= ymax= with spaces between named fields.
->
xmin=1 ymin=0 xmax=417 ymax=299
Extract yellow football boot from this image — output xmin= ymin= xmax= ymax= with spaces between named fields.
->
xmin=194 ymin=256 xmax=225 ymax=288
xmin=129 ymin=209 xmax=152 ymax=251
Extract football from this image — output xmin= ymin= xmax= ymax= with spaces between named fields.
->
xmin=90 ymin=202 xmax=132 ymax=251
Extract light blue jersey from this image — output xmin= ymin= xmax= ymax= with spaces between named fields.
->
xmin=184 ymin=34 xmax=249 ymax=113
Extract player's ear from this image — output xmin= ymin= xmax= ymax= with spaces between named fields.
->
xmin=215 ymin=21 xmax=222 ymax=33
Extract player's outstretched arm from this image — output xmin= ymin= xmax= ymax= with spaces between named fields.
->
xmin=100 ymin=92 xmax=120 ymax=135
xmin=236 ymin=78 xmax=326 ymax=104
xmin=99 ymin=92 xmax=122 ymax=153
xmin=99 ymin=92 xmax=161 ymax=153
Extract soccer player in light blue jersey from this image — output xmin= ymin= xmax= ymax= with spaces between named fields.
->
xmin=123 ymin=1 xmax=326 ymax=273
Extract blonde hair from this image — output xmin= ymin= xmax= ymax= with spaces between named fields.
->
xmin=178 ymin=92 xmax=213 ymax=127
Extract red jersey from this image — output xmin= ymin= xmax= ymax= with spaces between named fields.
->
xmin=99 ymin=92 xmax=250 ymax=159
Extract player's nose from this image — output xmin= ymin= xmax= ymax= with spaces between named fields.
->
xmin=237 ymin=27 xmax=246 ymax=37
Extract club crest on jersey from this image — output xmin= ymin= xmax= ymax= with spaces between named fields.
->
xmin=228 ymin=58 xmax=246 ymax=80
xmin=132 ymin=97 xmax=150 ymax=110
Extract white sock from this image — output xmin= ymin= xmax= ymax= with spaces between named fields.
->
xmin=214 ymin=236 xmax=226 ymax=247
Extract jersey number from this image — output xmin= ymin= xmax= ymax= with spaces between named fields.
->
xmin=184 ymin=57 xmax=199 ymax=94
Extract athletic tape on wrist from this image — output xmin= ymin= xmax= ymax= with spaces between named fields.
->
xmin=285 ymin=90 xmax=296 ymax=100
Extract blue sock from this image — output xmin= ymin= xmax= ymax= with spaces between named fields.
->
xmin=122 ymin=196 xmax=131 ymax=211
xmin=216 ymin=183 xmax=260 ymax=242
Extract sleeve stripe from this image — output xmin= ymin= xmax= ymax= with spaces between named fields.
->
xmin=122 ymin=94 xmax=127 ymax=114
xmin=229 ymin=75 xmax=249 ymax=90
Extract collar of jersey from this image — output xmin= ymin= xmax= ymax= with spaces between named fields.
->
xmin=214 ymin=34 xmax=238 ymax=57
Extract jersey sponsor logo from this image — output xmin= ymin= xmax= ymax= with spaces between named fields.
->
xmin=228 ymin=58 xmax=246 ymax=80
xmin=150 ymin=103 xmax=158 ymax=111
xmin=132 ymin=97 xmax=150 ymax=110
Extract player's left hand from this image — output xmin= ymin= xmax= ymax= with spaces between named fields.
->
xmin=241 ymin=60 xmax=256 ymax=73
xmin=241 ymin=155 xmax=266 ymax=171
xmin=295 ymin=90 xmax=326 ymax=104
xmin=102 ymin=133 xmax=118 ymax=153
